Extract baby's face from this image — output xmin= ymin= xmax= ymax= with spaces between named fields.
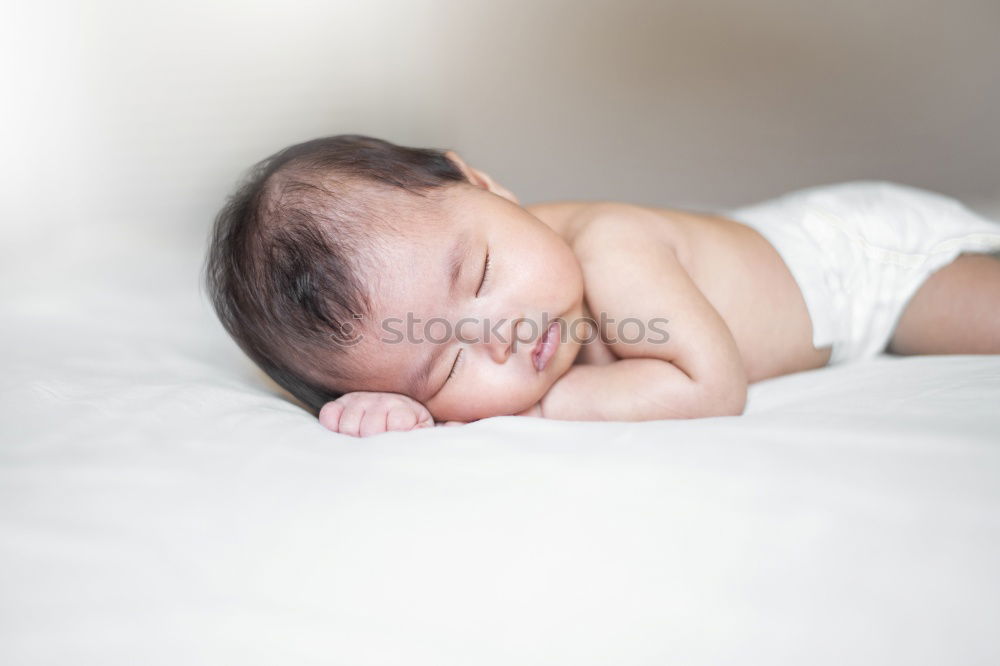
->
xmin=345 ymin=183 xmax=586 ymax=422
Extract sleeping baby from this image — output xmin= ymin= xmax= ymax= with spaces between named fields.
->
xmin=203 ymin=134 xmax=1000 ymax=436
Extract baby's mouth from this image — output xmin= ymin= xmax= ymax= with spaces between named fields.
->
xmin=532 ymin=321 xmax=561 ymax=372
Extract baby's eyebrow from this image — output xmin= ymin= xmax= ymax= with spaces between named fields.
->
xmin=403 ymin=230 xmax=472 ymax=399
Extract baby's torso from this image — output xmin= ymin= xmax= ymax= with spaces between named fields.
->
xmin=526 ymin=200 xmax=832 ymax=383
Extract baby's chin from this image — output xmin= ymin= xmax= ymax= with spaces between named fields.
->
xmin=439 ymin=399 xmax=532 ymax=423
xmin=481 ymin=376 xmax=568 ymax=422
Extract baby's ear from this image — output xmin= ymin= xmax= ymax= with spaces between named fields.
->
xmin=443 ymin=149 xmax=475 ymax=182
xmin=444 ymin=150 xmax=520 ymax=205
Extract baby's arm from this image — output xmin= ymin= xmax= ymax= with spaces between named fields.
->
xmin=534 ymin=216 xmax=748 ymax=420
xmin=525 ymin=356 xmax=744 ymax=421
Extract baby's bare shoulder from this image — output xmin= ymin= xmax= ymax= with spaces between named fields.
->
xmin=568 ymin=202 xmax=687 ymax=261
xmin=528 ymin=200 xmax=686 ymax=250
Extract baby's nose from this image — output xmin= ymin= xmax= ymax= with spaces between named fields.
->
xmin=484 ymin=321 xmax=513 ymax=363
xmin=481 ymin=315 xmax=532 ymax=363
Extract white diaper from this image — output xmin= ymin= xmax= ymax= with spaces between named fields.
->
xmin=720 ymin=181 xmax=1000 ymax=365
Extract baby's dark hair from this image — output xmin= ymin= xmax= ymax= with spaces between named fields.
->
xmin=202 ymin=134 xmax=468 ymax=413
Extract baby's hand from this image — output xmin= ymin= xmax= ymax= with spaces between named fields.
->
xmin=318 ymin=391 xmax=435 ymax=437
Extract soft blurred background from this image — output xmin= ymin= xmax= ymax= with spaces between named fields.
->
xmin=1 ymin=0 xmax=998 ymax=393
xmin=5 ymin=0 xmax=999 ymax=242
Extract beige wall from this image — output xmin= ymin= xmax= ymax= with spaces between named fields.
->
xmin=4 ymin=0 xmax=998 ymax=248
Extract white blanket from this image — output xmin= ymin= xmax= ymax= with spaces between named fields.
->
xmin=2 ymin=226 xmax=999 ymax=665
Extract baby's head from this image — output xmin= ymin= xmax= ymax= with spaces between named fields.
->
xmin=204 ymin=134 xmax=586 ymax=422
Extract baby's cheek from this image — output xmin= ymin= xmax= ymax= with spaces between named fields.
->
xmin=478 ymin=384 xmax=542 ymax=420
xmin=430 ymin=384 xmax=531 ymax=422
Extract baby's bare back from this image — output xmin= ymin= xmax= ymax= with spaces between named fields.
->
xmin=527 ymin=200 xmax=832 ymax=383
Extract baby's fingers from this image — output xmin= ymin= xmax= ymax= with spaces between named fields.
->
xmin=386 ymin=406 xmax=419 ymax=432
xmin=318 ymin=402 xmax=343 ymax=432
xmin=359 ymin=408 xmax=389 ymax=438
xmin=338 ymin=404 xmax=366 ymax=437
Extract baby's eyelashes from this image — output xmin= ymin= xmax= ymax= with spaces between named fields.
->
xmin=475 ymin=249 xmax=491 ymax=296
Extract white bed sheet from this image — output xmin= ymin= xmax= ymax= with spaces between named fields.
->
xmin=2 ymin=225 xmax=999 ymax=665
